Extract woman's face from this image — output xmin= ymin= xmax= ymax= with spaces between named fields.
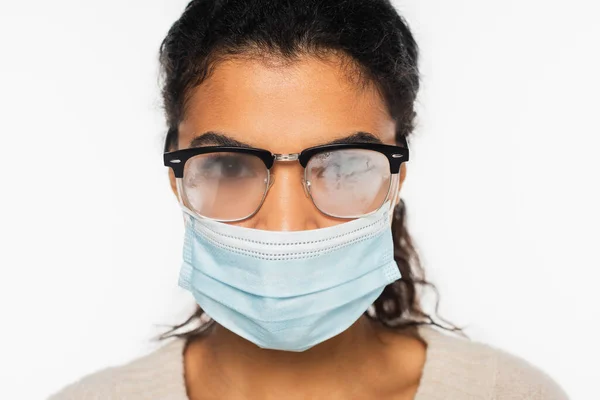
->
xmin=170 ymin=54 xmax=407 ymax=230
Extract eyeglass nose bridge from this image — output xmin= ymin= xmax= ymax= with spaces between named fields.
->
xmin=273 ymin=153 xmax=300 ymax=162
xmin=268 ymin=153 xmax=311 ymax=198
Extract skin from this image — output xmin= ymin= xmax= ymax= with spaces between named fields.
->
xmin=168 ymin=53 xmax=426 ymax=399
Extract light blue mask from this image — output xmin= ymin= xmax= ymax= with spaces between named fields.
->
xmin=178 ymin=201 xmax=401 ymax=352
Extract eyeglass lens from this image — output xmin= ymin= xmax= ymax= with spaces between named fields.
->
xmin=181 ymin=149 xmax=392 ymax=220
xmin=305 ymin=149 xmax=391 ymax=218
xmin=182 ymin=152 xmax=269 ymax=221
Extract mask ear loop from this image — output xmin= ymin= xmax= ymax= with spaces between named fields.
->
xmin=176 ymin=178 xmax=197 ymax=225
xmin=367 ymin=174 xmax=396 ymax=317
xmin=387 ymin=173 xmax=401 ymax=224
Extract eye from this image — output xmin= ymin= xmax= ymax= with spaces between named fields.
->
xmin=206 ymin=155 xmax=251 ymax=177
xmin=188 ymin=154 xmax=257 ymax=182
xmin=314 ymin=153 xmax=375 ymax=180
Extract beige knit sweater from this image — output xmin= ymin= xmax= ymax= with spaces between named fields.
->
xmin=49 ymin=325 xmax=569 ymax=399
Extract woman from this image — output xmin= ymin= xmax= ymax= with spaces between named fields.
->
xmin=51 ymin=0 xmax=568 ymax=399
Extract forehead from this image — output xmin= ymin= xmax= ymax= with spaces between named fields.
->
xmin=178 ymin=55 xmax=396 ymax=151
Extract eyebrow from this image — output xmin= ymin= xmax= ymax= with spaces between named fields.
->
xmin=188 ymin=130 xmax=384 ymax=149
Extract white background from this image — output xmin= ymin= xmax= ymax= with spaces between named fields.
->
xmin=0 ymin=0 xmax=598 ymax=398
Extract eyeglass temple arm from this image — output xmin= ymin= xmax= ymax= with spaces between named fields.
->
xmin=400 ymin=135 xmax=409 ymax=149
xmin=164 ymin=127 xmax=177 ymax=154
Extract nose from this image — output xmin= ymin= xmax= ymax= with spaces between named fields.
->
xmin=246 ymin=162 xmax=330 ymax=231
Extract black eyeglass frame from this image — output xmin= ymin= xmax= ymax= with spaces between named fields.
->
xmin=163 ymin=136 xmax=409 ymax=178
xmin=164 ymin=137 xmax=409 ymax=221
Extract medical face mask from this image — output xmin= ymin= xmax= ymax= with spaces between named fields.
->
xmin=177 ymin=201 xmax=401 ymax=352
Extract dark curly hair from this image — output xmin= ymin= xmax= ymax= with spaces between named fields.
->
xmin=156 ymin=0 xmax=463 ymax=341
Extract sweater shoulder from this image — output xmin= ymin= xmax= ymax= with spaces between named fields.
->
xmin=48 ymin=364 xmax=122 ymax=400
xmin=492 ymin=343 xmax=569 ymax=400
xmin=48 ymin=338 xmax=188 ymax=400
xmin=415 ymin=325 xmax=569 ymax=399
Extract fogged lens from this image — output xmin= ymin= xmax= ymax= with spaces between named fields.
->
xmin=305 ymin=149 xmax=391 ymax=217
xmin=182 ymin=152 xmax=268 ymax=220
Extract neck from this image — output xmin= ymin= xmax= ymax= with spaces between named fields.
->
xmin=192 ymin=316 xmax=388 ymax=396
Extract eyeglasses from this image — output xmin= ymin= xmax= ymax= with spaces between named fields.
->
xmin=164 ymin=137 xmax=409 ymax=222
